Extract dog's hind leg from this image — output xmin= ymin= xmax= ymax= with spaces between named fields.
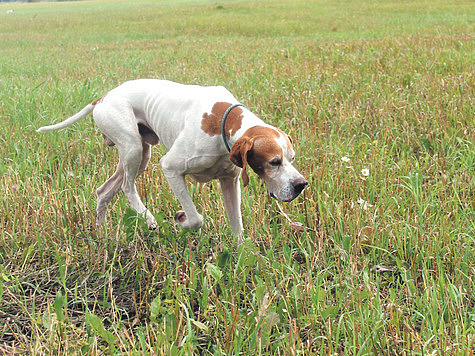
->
xmin=94 ymin=104 xmax=158 ymax=229
xmin=138 ymin=142 xmax=151 ymax=176
xmin=96 ymin=161 xmax=124 ymax=225
xmin=116 ymin=138 xmax=157 ymax=229
xmin=96 ymin=143 xmax=153 ymax=227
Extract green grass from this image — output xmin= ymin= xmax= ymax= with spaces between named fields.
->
xmin=0 ymin=0 xmax=474 ymax=354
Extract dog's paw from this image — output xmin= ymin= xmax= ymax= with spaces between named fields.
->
xmin=146 ymin=216 xmax=158 ymax=230
xmin=174 ymin=211 xmax=203 ymax=230
xmin=147 ymin=220 xmax=158 ymax=230
xmin=96 ymin=211 xmax=106 ymax=226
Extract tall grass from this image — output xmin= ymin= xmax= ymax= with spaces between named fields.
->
xmin=0 ymin=0 xmax=473 ymax=354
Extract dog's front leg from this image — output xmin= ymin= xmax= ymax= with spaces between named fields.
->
xmin=161 ymin=168 xmax=204 ymax=230
xmin=220 ymin=177 xmax=244 ymax=245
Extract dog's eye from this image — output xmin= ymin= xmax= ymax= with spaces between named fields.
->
xmin=270 ymin=158 xmax=282 ymax=167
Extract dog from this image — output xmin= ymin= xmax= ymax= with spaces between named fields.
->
xmin=37 ymin=79 xmax=307 ymax=243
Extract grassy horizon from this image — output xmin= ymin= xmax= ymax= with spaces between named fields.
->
xmin=1 ymin=0 xmax=474 ymax=354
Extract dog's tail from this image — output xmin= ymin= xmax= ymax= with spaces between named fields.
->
xmin=36 ymin=103 xmax=95 ymax=133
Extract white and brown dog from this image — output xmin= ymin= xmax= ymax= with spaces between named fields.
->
xmin=38 ymin=79 xmax=307 ymax=242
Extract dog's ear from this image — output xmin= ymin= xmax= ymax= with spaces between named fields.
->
xmin=229 ymin=137 xmax=253 ymax=168
xmin=229 ymin=137 xmax=253 ymax=187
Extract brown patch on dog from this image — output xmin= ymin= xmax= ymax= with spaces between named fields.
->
xmin=91 ymin=96 xmax=105 ymax=106
xmin=201 ymin=102 xmax=243 ymax=137
xmin=242 ymin=126 xmax=281 ymax=139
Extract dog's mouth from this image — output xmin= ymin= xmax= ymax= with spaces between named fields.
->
xmin=269 ymin=191 xmax=300 ymax=202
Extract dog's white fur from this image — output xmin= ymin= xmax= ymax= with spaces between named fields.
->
xmin=38 ymin=79 xmax=307 ymax=242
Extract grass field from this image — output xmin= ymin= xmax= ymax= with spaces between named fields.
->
xmin=0 ymin=0 xmax=474 ymax=354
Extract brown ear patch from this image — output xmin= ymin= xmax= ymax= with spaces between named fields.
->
xmin=229 ymin=137 xmax=254 ymax=187
xmin=201 ymin=102 xmax=243 ymax=137
xmin=229 ymin=137 xmax=253 ymax=168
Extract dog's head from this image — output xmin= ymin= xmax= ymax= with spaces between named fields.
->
xmin=230 ymin=126 xmax=307 ymax=202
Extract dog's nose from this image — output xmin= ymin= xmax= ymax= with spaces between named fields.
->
xmin=293 ymin=178 xmax=308 ymax=195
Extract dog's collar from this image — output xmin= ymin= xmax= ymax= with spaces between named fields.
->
xmin=221 ymin=103 xmax=247 ymax=153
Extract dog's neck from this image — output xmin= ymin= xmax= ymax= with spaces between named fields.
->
xmin=226 ymin=111 xmax=271 ymax=152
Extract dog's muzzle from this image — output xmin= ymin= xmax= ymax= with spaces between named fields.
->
xmin=270 ymin=177 xmax=308 ymax=202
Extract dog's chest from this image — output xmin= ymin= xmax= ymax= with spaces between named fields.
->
xmin=189 ymin=157 xmax=241 ymax=183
